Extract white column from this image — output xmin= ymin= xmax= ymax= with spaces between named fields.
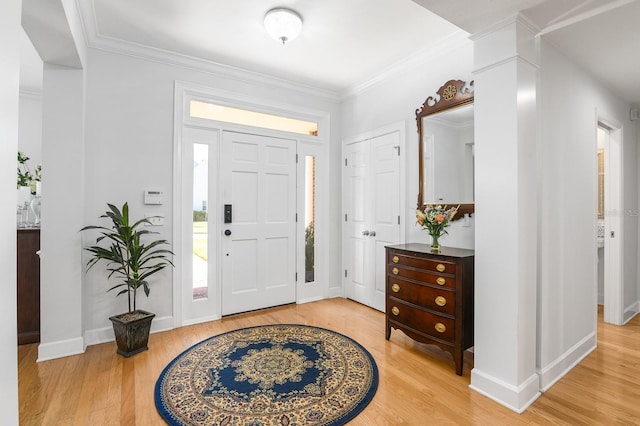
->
xmin=469 ymin=16 xmax=540 ymax=412
xmin=0 ymin=0 xmax=22 ymax=422
xmin=38 ymin=64 xmax=86 ymax=360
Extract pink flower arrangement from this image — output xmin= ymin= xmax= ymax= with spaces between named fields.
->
xmin=416 ymin=204 xmax=459 ymax=249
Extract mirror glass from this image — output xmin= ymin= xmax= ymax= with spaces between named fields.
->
xmin=421 ymin=104 xmax=474 ymax=205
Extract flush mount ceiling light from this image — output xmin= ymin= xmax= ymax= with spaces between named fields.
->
xmin=264 ymin=8 xmax=303 ymax=45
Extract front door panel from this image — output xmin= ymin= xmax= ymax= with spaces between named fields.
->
xmin=221 ymin=131 xmax=296 ymax=315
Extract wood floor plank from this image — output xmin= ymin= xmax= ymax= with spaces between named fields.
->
xmin=18 ymin=299 xmax=640 ymax=425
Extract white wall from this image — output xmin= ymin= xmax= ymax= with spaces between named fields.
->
xmin=340 ymin=35 xmax=474 ymax=249
xmin=80 ymin=49 xmax=342 ymax=336
xmin=18 ymin=94 xmax=42 ymax=167
xmin=38 ymin=64 xmax=86 ymax=361
xmin=1 ymin=0 xmax=22 ymax=421
xmin=537 ymin=39 xmax=638 ymax=387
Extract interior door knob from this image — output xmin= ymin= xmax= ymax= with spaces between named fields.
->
xmin=370 ymin=231 xmax=376 ymax=237
xmin=362 ymin=230 xmax=370 ymax=236
xmin=224 ymin=229 xmax=232 ymax=236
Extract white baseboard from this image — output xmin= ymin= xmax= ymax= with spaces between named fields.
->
xmin=37 ymin=337 xmax=86 ymax=362
xmin=84 ymin=325 xmax=114 ymax=346
xmin=327 ymin=287 xmax=343 ymax=299
xmin=469 ymin=368 xmax=540 ymax=413
xmin=623 ymin=301 xmax=639 ymax=324
xmin=297 ymin=295 xmax=325 ymax=305
xmin=150 ymin=315 xmax=174 ymax=333
xmin=181 ymin=314 xmax=221 ymax=327
xmin=537 ymin=331 xmax=596 ymax=391
xmin=84 ymin=315 xmax=175 ymax=347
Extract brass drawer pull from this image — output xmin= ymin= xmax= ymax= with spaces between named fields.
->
xmin=392 ymin=267 xmax=399 ymax=275
xmin=391 ymin=306 xmax=400 ymax=316
xmin=435 ymin=296 xmax=447 ymax=306
xmin=436 ymin=277 xmax=446 ymax=286
xmin=392 ymin=255 xmax=400 ymax=263
xmin=435 ymin=323 xmax=446 ymax=333
xmin=436 ymin=263 xmax=446 ymax=272
xmin=391 ymin=283 xmax=400 ymax=293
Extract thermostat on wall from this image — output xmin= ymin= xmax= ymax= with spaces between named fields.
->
xmin=144 ymin=189 xmax=164 ymax=205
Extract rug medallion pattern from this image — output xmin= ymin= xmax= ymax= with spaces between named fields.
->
xmin=155 ymin=324 xmax=378 ymax=425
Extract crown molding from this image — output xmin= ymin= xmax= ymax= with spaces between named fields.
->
xmin=341 ymin=30 xmax=471 ymax=100
xmin=539 ymin=0 xmax=636 ymax=36
xmin=469 ymin=13 xmax=540 ymax=41
xmin=77 ymin=0 xmax=341 ymax=102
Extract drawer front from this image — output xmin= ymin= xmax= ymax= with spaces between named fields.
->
xmin=388 ymin=251 xmax=456 ymax=276
xmin=387 ymin=300 xmax=455 ymax=342
xmin=387 ymin=265 xmax=456 ymax=290
xmin=387 ymin=278 xmax=455 ymax=316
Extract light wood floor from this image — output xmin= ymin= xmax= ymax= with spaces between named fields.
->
xmin=18 ymin=298 xmax=640 ymax=425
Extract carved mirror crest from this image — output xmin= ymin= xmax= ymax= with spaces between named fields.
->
xmin=416 ymin=79 xmax=475 ymax=220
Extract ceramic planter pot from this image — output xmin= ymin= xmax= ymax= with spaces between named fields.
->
xmin=109 ymin=310 xmax=155 ymax=357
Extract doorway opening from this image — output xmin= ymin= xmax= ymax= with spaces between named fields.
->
xmin=596 ymin=126 xmax=606 ymax=310
xmin=174 ymin=82 xmax=329 ymax=327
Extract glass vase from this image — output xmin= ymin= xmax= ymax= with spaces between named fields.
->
xmin=430 ymin=234 xmax=441 ymax=253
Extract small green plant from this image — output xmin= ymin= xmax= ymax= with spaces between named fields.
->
xmin=193 ymin=210 xmax=207 ymax=222
xmin=81 ymin=203 xmax=174 ymax=313
xmin=17 ymin=151 xmax=41 ymax=193
xmin=305 ymin=221 xmax=314 ymax=272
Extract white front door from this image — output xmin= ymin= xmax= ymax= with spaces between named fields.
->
xmin=220 ymin=131 xmax=297 ymax=315
xmin=344 ymin=131 xmax=401 ymax=311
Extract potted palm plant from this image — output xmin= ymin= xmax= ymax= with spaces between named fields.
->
xmin=81 ymin=202 xmax=173 ymax=357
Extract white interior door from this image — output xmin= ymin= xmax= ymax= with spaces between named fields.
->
xmin=344 ymin=140 xmax=371 ymax=306
xmin=220 ymin=131 xmax=297 ymax=315
xmin=371 ymin=134 xmax=401 ymax=310
xmin=344 ymin=131 xmax=400 ymax=311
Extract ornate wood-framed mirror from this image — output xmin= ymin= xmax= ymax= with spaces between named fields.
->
xmin=416 ymin=79 xmax=474 ymax=219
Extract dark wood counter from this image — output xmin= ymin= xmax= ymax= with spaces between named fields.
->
xmin=17 ymin=228 xmax=40 ymax=345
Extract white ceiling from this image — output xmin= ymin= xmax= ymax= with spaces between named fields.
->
xmin=413 ymin=0 xmax=640 ymax=103
xmin=21 ymin=0 xmax=640 ymax=104
xmin=86 ymin=0 xmax=463 ymax=93
xmin=540 ymin=1 xmax=640 ymax=104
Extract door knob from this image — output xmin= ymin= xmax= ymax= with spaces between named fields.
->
xmin=370 ymin=231 xmax=376 ymax=237
xmin=362 ymin=230 xmax=370 ymax=236
xmin=224 ymin=229 xmax=232 ymax=236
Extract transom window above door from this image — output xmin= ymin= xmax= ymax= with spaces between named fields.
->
xmin=189 ymin=100 xmax=318 ymax=137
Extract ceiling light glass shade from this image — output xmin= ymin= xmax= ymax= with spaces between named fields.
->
xmin=264 ymin=8 xmax=302 ymax=45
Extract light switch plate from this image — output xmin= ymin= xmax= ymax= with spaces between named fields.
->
xmin=145 ymin=214 xmax=164 ymax=226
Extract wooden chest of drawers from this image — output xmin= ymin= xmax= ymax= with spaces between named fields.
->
xmin=385 ymin=243 xmax=474 ymax=375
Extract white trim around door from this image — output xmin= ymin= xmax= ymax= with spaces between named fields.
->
xmin=173 ymin=81 xmax=331 ymax=327
xmin=597 ymin=110 xmax=624 ymax=325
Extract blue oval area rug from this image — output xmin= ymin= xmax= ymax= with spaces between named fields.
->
xmin=155 ymin=324 xmax=378 ymax=425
